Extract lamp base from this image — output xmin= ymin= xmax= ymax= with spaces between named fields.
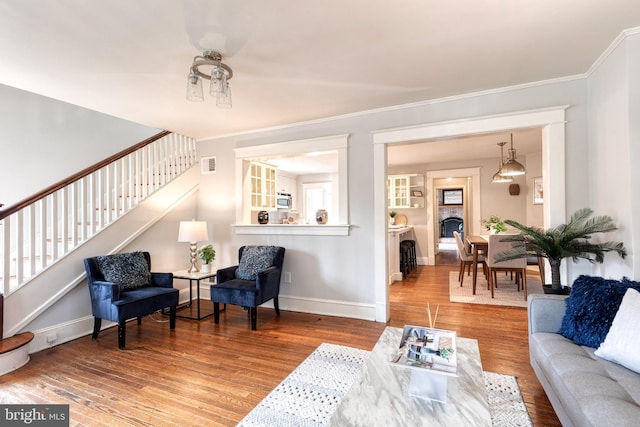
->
xmin=187 ymin=242 xmax=199 ymax=274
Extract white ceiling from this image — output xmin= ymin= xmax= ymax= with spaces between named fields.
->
xmin=1 ymin=1 xmax=639 ymax=169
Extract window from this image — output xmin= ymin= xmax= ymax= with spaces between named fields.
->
xmin=303 ymin=182 xmax=333 ymax=224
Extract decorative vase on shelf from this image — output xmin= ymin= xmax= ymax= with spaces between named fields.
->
xmin=316 ymin=209 xmax=328 ymax=224
xmin=257 ymin=210 xmax=269 ymax=224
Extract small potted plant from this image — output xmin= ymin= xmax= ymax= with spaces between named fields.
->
xmin=482 ymin=215 xmax=507 ymax=234
xmin=389 ymin=211 xmax=397 ymax=225
xmin=198 ymin=244 xmax=216 ymax=274
xmin=496 ymin=208 xmax=627 ymax=294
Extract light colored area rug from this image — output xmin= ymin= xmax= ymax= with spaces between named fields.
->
xmin=449 ymin=270 xmax=543 ymax=308
xmin=238 ymin=343 xmax=532 ymax=427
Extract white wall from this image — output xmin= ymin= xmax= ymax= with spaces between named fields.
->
xmin=197 ymin=76 xmax=590 ymax=320
xmin=588 ymin=33 xmax=638 ymax=278
xmin=0 ymin=83 xmax=160 ymax=207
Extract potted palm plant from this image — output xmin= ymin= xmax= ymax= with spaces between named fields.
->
xmin=495 ymin=208 xmax=627 ymax=294
xmin=198 ymin=244 xmax=216 ymax=274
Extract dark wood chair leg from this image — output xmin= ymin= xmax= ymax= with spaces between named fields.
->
xmin=250 ymin=307 xmax=257 ymax=330
xmin=137 ymin=316 xmax=142 ymax=325
xmin=274 ymin=297 xmax=280 ymax=315
xmin=169 ymin=306 xmax=176 ymax=330
xmin=214 ymin=302 xmax=220 ymax=324
xmin=92 ymin=317 xmax=102 ymax=339
xmin=118 ymin=320 xmax=126 ymax=349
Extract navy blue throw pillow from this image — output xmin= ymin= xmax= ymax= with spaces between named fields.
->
xmin=96 ymin=251 xmax=152 ymax=291
xmin=236 ymin=246 xmax=278 ymax=280
xmin=559 ymin=275 xmax=640 ymax=348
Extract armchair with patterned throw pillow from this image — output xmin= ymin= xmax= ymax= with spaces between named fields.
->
xmin=84 ymin=251 xmax=179 ymax=349
xmin=211 ymin=245 xmax=285 ymax=330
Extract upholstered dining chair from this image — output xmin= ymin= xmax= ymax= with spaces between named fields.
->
xmin=84 ymin=251 xmax=179 ymax=349
xmin=453 ymin=231 xmax=486 ymax=287
xmin=211 ymin=245 xmax=286 ymax=330
xmin=486 ymin=234 xmax=527 ymax=300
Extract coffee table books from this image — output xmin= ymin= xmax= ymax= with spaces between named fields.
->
xmin=390 ymin=325 xmax=457 ymax=375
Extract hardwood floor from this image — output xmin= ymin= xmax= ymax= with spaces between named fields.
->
xmin=0 ymin=259 xmax=561 ymax=426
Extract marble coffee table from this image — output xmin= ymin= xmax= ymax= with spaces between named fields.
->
xmin=329 ymin=326 xmax=491 ymax=426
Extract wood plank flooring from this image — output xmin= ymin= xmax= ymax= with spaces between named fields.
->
xmin=0 ymin=256 xmax=561 ymax=426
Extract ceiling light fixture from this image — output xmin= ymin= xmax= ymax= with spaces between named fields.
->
xmin=186 ymin=50 xmax=233 ymax=108
xmin=492 ymin=141 xmax=513 ymax=183
xmin=500 ymin=133 xmax=526 ymax=176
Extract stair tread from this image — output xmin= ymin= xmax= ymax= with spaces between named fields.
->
xmin=0 ymin=332 xmax=34 ymax=354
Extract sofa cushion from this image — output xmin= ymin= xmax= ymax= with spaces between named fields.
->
xmin=96 ymin=251 xmax=152 ymax=290
xmin=558 ymin=275 xmax=640 ymax=348
xmin=595 ymin=288 xmax=640 ymax=374
xmin=236 ymin=246 xmax=278 ymax=280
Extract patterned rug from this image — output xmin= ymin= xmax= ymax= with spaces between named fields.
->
xmin=238 ymin=343 xmax=532 ymax=427
xmin=449 ymin=270 xmax=543 ymax=308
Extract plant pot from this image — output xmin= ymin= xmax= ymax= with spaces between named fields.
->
xmin=201 ymin=264 xmax=211 ymax=274
xmin=543 ymin=284 xmax=571 ymax=295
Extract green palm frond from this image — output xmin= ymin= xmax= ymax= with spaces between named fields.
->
xmin=498 ymin=209 xmax=626 ymax=264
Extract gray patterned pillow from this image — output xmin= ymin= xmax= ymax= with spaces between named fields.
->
xmin=235 ymin=246 xmax=278 ymax=280
xmin=96 ymin=251 xmax=152 ymax=290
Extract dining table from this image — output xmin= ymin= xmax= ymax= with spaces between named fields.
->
xmin=465 ymin=235 xmax=489 ymax=294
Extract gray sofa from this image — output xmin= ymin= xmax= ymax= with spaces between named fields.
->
xmin=528 ymin=294 xmax=640 ymax=427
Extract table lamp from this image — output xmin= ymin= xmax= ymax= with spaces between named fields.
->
xmin=178 ymin=220 xmax=209 ymax=273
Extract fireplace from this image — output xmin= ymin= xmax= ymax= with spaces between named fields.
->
xmin=441 ymin=217 xmax=463 ymax=239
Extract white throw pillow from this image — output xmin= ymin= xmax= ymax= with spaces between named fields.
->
xmin=595 ymin=287 xmax=640 ymax=373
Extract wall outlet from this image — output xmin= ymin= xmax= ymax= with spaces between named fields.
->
xmin=284 ymin=272 xmax=292 ymax=283
xmin=46 ymin=333 xmax=58 ymax=344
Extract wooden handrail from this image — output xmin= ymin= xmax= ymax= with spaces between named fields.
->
xmin=0 ymin=130 xmax=170 ymax=221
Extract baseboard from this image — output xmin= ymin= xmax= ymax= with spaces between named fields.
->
xmin=28 ymin=291 xmax=376 ymax=353
xmin=268 ymin=294 xmax=377 ymax=321
xmin=28 ymin=315 xmax=108 ymax=354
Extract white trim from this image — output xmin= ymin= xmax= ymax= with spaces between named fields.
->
xmin=0 ymin=345 xmax=30 ymax=376
xmin=198 ymin=79 xmax=582 ymax=142
xmin=235 ymin=134 xmax=350 ymax=226
xmin=372 ymin=106 xmax=568 ymax=322
xmin=234 ymin=134 xmax=349 ymax=158
xmin=587 ymin=27 xmax=640 ymax=76
xmin=372 ymin=106 xmax=568 ymax=145
xmin=234 ymin=224 xmax=351 ymax=236
xmin=268 ymin=295 xmax=376 ymax=321
xmin=426 ymin=168 xmax=481 ymax=266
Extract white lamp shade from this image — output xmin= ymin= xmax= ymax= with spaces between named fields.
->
xmin=178 ymin=220 xmax=208 ymax=242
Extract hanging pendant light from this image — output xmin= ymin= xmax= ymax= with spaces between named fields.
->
xmin=500 ymin=133 xmax=526 ymax=176
xmin=492 ymin=141 xmax=513 ymax=183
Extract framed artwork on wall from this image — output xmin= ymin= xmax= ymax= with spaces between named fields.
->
xmin=533 ymin=177 xmax=543 ymax=204
xmin=442 ymin=189 xmax=463 ymax=205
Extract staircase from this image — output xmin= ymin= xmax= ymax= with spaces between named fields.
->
xmin=0 ymin=131 xmax=198 ymax=350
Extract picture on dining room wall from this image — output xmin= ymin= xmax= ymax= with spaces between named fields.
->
xmin=533 ymin=177 xmax=543 ymax=204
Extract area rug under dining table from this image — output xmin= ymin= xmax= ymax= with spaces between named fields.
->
xmin=448 ymin=270 xmax=543 ymax=308
xmin=238 ymin=343 xmax=532 ymax=427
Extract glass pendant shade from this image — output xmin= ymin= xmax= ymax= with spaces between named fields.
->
xmin=209 ymin=67 xmax=224 ymax=95
xmin=186 ymin=73 xmax=204 ymax=102
xmin=216 ymin=85 xmax=232 ymax=108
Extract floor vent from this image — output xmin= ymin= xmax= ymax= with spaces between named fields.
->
xmin=201 ymin=156 xmax=216 ymax=174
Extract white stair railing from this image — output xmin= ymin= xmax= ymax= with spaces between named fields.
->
xmin=0 ymin=132 xmax=196 ymax=295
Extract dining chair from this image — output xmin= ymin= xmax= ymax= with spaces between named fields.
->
xmin=486 ymin=234 xmax=527 ymax=300
xmin=453 ymin=231 xmax=485 ymax=287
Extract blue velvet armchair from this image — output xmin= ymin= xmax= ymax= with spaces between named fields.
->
xmin=84 ymin=251 xmax=179 ymax=349
xmin=211 ymin=246 xmax=285 ymax=330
